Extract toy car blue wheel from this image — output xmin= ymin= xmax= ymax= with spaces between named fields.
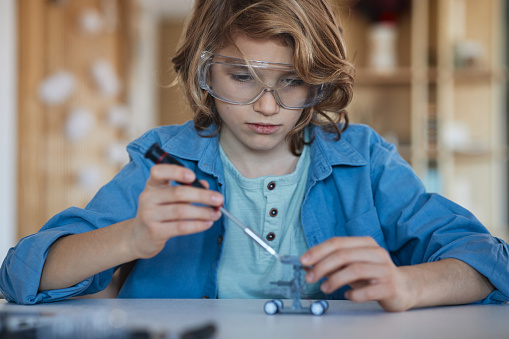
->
xmin=310 ymin=301 xmax=326 ymax=316
xmin=319 ymin=300 xmax=329 ymax=311
xmin=273 ymin=299 xmax=284 ymax=310
xmin=264 ymin=301 xmax=279 ymax=315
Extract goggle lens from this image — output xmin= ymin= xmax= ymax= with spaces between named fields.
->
xmin=198 ymin=52 xmax=330 ymax=109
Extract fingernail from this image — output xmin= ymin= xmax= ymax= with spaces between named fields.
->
xmin=301 ymin=254 xmax=310 ymax=264
xmin=211 ymin=194 xmax=222 ymax=203
xmin=321 ymin=282 xmax=329 ymax=293
xmin=184 ymin=171 xmax=194 ymax=181
xmin=305 ymin=272 xmax=314 ymax=283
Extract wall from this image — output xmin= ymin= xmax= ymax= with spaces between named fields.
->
xmin=157 ymin=20 xmax=193 ymax=126
xmin=127 ymin=7 xmax=158 ymax=137
xmin=16 ymin=0 xmax=137 ymax=238
xmin=0 ymin=0 xmax=17 ymax=261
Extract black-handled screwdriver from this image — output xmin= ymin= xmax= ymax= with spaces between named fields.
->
xmin=144 ymin=143 xmax=281 ymax=261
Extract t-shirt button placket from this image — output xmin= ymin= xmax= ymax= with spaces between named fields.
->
xmin=266 ymin=180 xmax=278 ymax=248
xmin=269 ymin=208 xmax=278 ymax=217
xmin=266 ymin=232 xmax=276 ymax=241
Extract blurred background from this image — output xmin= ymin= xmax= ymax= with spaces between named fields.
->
xmin=0 ymin=0 xmax=508 ymax=260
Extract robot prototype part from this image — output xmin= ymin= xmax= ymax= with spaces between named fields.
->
xmin=264 ymin=255 xmax=329 ymax=316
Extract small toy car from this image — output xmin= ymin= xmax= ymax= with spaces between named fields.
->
xmin=264 ymin=255 xmax=329 ymax=316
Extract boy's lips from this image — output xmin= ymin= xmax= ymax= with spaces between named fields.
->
xmin=247 ymin=123 xmax=281 ymax=134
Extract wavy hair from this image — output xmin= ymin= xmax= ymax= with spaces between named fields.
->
xmin=172 ymin=0 xmax=355 ymax=155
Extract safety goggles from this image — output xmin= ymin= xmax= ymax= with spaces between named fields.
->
xmin=198 ymin=51 xmax=331 ymax=110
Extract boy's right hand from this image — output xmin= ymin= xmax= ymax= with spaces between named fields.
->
xmin=129 ymin=164 xmax=223 ymax=259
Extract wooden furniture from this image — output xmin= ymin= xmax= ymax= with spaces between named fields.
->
xmin=339 ymin=0 xmax=508 ymax=239
xmin=16 ymin=0 xmax=135 ymax=238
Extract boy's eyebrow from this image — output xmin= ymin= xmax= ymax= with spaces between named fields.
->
xmin=213 ymin=53 xmax=295 ymax=70
xmin=221 ymin=64 xmax=301 ymax=84
xmin=222 ymin=64 xmax=251 ymax=71
xmin=219 ymin=61 xmax=297 ymax=73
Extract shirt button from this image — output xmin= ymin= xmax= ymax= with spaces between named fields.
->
xmin=269 ymin=208 xmax=278 ymax=217
xmin=217 ymin=235 xmax=223 ymax=245
xmin=266 ymin=232 xmax=276 ymax=241
xmin=267 ymin=181 xmax=276 ymax=190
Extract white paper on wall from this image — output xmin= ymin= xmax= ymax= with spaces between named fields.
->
xmin=79 ymin=9 xmax=104 ymax=34
xmin=38 ymin=71 xmax=76 ymax=105
xmin=64 ymin=107 xmax=96 ymax=142
xmin=91 ymin=60 xmax=121 ymax=97
xmin=76 ymin=166 xmax=103 ymax=190
xmin=105 ymin=141 xmax=129 ymax=166
xmin=107 ymin=104 xmax=131 ymax=129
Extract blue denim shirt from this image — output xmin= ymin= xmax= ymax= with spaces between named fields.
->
xmin=1 ymin=122 xmax=508 ymax=304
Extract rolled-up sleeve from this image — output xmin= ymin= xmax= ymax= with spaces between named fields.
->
xmin=0 ymin=138 xmax=151 ymax=304
xmin=370 ymin=137 xmax=509 ymax=303
xmin=0 ymin=215 xmax=115 ymax=304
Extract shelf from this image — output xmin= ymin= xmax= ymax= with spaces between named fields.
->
xmin=355 ymin=67 xmax=509 ymax=86
xmin=355 ymin=68 xmax=413 ymax=85
xmin=426 ymin=67 xmax=507 ymax=83
xmin=454 ymin=68 xmax=508 ymax=82
xmin=353 ymin=67 xmax=505 ymax=85
xmin=343 ymin=0 xmax=507 ymax=235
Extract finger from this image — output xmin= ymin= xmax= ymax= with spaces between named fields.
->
xmin=142 ymin=218 xmax=216 ymax=242
xmin=139 ymin=183 xmax=223 ymax=208
xmin=305 ymin=245 xmax=389 ymax=283
xmin=145 ymin=204 xmax=222 ymax=224
xmin=166 ymin=219 xmax=216 ymax=238
xmin=146 ymin=164 xmax=197 ymax=188
xmin=301 ymin=236 xmax=377 ymax=266
xmin=345 ymin=281 xmax=399 ymax=306
xmin=349 ymin=280 xmax=372 ymax=290
xmin=320 ymin=262 xmax=388 ymax=294
xmin=199 ymin=179 xmax=210 ymax=189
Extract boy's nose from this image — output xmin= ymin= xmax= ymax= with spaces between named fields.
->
xmin=252 ymin=90 xmax=280 ymax=115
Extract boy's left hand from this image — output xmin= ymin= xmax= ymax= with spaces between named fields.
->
xmin=301 ymin=236 xmax=414 ymax=312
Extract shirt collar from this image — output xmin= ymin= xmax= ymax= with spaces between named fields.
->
xmin=159 ymin=122 xmax=367 ymax=179
xmin=160 ymin=122 xmax=219 ymax=161
xmin=311 ymin=126 xmax=367 ymax=166
xmin=160 ymin=122 xmax=223 ymax=181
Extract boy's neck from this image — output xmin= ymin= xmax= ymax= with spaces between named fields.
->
xmin=220 ymin=141 xmax=300 ymax=179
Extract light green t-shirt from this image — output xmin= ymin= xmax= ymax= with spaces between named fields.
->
xmin=217 ymin=144 xmax=324 ymax=299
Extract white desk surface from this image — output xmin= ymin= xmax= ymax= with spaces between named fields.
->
xmin=1 ymin=298 xmax=508 ymax=339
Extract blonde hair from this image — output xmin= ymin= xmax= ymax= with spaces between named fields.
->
xmin=172 ymin=0 xmax=355 ymax=155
